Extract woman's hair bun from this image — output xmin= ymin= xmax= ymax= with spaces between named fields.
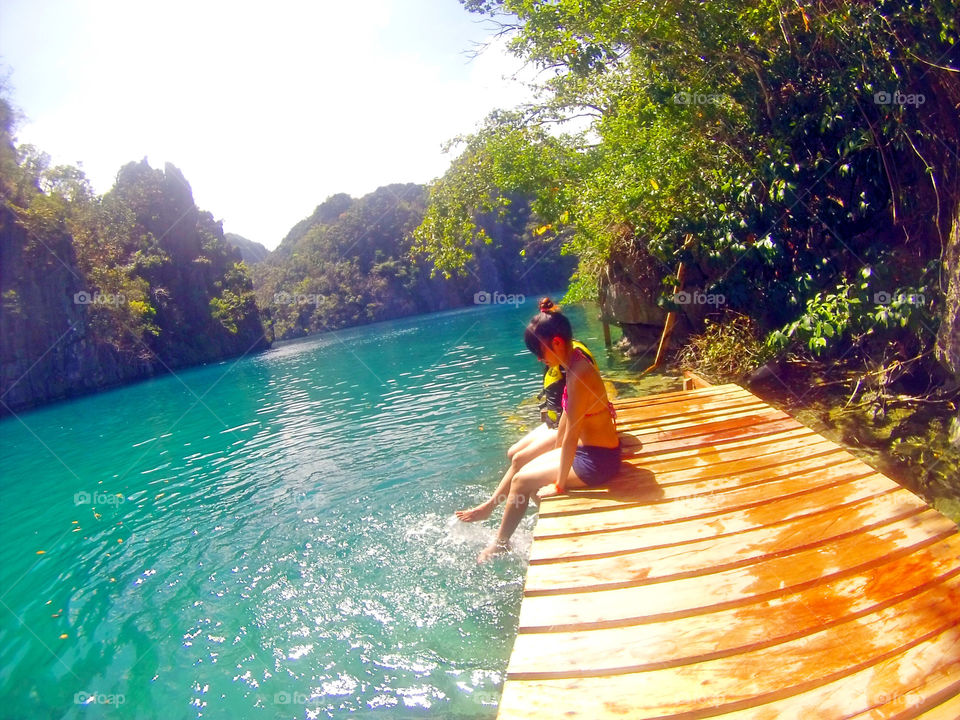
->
xmin=539 ymin=297 xmax=558 ymax=313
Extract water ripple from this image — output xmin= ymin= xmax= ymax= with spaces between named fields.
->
xmin=0 ymin=301 xmax=656 ymax=719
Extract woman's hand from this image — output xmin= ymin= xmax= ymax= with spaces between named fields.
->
xmin=537 ymin=482 xmax=563 ymax=499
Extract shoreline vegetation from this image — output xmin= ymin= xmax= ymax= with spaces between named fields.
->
xmin=2 ymin=4 xmax=959 ymax=513
xmin=0 ymin=102 xmax=572 ymax=414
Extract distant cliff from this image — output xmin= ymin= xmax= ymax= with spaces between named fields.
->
xmin=254 ymin=184 xmax=574 ymax=341
xmin=0 ymin=92 xmax=576 ymax=411
xmin=0 ymin=108 xmax=269 ymax=414
xmin=225 ymin=233 xmax=269 ymax=265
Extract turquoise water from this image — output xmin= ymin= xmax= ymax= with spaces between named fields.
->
xmin=0 ymin=299 xmax=673 ymax=719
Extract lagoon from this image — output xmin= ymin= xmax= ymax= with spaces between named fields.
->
xmin=0 ymin=298 xmax=669 ymax=719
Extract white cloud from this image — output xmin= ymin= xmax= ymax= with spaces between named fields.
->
xmin=3 ymin=0 xmax=536 ymax=249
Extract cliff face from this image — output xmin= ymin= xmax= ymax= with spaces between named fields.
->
xmin=597 ymin=241 xmax=674 ymax=354
xmin=0 ymin=204 xmax=147 ymax=411
xmin=255 ymin=185 xmax=575 ymax=341
xmin=0 ymin=160 xmax=270 ymax=415
xmin=224 ymin=233 xmax=269 ymax=265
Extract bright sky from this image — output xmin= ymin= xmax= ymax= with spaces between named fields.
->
xmin=0 ymin=0 xmax=533 ymax=249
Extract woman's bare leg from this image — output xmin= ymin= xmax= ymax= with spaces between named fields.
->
xmin=507 ymin=422 xmax=556 ymax=461
xmin=456 ymin=424 xmax=557 ymax=522
xmin=477 ymin=448 xmax=588 ymax=563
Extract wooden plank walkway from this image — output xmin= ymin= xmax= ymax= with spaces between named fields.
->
xmin=497 ymin=383 xmax=960 ymax=719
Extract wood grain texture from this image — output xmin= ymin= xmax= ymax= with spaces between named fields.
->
xmin=496 ymin=384 xmax=960 ymax=719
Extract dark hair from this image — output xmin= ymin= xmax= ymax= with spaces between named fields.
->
xmin=524 ymin=297 xmax=572 ymax=357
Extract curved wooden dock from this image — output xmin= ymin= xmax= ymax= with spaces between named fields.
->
xmin=497 ymin=383 xmax=960 ymax=719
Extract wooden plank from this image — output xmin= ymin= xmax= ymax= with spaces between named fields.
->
xmin=612 ymin=383 xmax=756 ymax=409
xmin=612 ymin=391 xmax=764 ymax=425
xmin=524 ymin=494 xmax=942 ymax=596
xmin=610 ymin=383 xmax=744 ymax=408
xmin=617 ymin=424 xmax=821 ymax=469
xmin=613 ymin=392 xmax=766 ymax=424
xmin=683 ymin=370 xmax=713 ymax=390
xmin=615 ymin=403 xmax=780 ymax=439
xmin=541 ymin=439 xmax=857 ymax=515
xmin=535 ymin=455 xmax=881 ymax=537
xmin=623 ymin=415 xmax=808 ymax=460
xmin=498 ymin=383 xmax=960 ymax=720
xmin=509 ymin=534 xmax=960 ymax=678
xmin=914 ymin=687 xmax=960 ymax=719
xmin=708 ymin=628 xmax=960 ymax=719
xmin=530 ymin=473 xmax=903 ymax=563
xmin=614 ymin=424 xmax=822 ymax=471
xmin=518 ymin=514 xmax=958 ymax=633
xmin=846 ymin=667 xmax=960 ymax=720
xmin=498 ymin=582 xmax=960 ymax=719
xmin=548 ymin=433 xmax=843 ymax=521
xmin=617 ymin=404 xmax=790 ymax=435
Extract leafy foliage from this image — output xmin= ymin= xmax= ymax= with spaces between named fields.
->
xmin=418 ymin=0 xmax=959 ymax=375
xmin=3 ymin=137 xmax=267 ymax=375
xmin=257 ymin=183 xmax=574 ymax=341
xmin=677 ymin=313 xmax=775 ymax=383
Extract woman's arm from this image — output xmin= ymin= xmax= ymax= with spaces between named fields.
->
xmin=554 ymin=411 xmax=568 ymax=449
xmin=555 ymin=369 xmax=587 ymax=491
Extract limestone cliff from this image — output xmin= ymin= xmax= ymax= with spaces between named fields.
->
xmin=0 ymin=160 xmax=270 ymax=415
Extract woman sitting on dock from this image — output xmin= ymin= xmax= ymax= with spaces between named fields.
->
xmin=457 ymin=299 xmax=622 ymax=563
xmin=456 ymin=299 xmax=598 ymax=529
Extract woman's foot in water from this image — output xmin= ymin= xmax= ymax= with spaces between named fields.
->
xmin=477 ymin=541 xmax=509 ymax=564
xmin=455 ymin=499 xmax=495 ymax=522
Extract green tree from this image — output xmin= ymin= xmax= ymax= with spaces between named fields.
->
xmin=419 ymin=0 xmax=959 ymax=369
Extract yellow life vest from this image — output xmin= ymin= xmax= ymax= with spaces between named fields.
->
xmin=538 ymin=340 xmax=596 ymax=427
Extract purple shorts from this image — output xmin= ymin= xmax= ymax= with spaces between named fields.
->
xmin=572 ymin=442 xmax=622 ymax=486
